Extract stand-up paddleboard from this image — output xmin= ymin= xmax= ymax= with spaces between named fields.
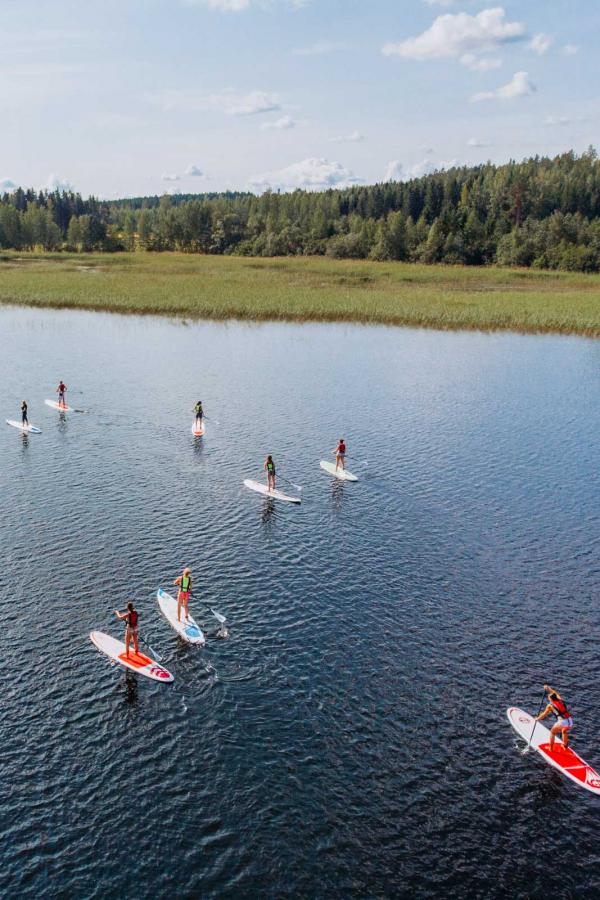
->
xmin=45 ymin=399 xmax=73 ymax=412
xmin=507 ymin=707 xmax=600 ymax=795
xmin=320 ymin=461 xmax=358 ymax=482
xmin=6 ymin=419 xmax=42 ymax=434
xmin=191 ymin=420 xmax=205 ymax=437
xmin=243 ymin=479 xmax=301 ymax=504
xmin=157 ymin=588 xmax=205 ymax=645
xmin=90 ymin=631 xmax=174 ymax=682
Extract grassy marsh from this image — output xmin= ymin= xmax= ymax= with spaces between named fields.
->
xmin=0 ymin=252 xmax=599 ymax=335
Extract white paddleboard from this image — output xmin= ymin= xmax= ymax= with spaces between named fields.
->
xmin=320 ymin=460 xmax=358 ymax=481
xmin=243 ymin=479 xmax=301 ymax=504
xmin=6 ymin=419 xmax=41 ymax=434
xmin=157 ymin=588 xmax=205 ymax=644
xmin=507 ymin=707 xmax=600 ymax=795
xmin=90 ymin=630 xmax=174 ymax=682
xmin=191 ymin=420 xmax=205 ymax=437
xmin=45 ymin=399 xmax=73 ymax=412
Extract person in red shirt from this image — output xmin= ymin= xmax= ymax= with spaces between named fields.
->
xmin=56 ymin=380 xmax=67 ymax=408
xmin=114 ymin=602 xmax=139 ymax=658
xmin=535 ymin=683 xmax=574 ymax=750
xmin=332 ymin=438 xmax=346 ymax=472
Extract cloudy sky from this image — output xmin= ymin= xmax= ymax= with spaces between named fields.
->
xmin=0 ymin=0 xmax=596 ymax=197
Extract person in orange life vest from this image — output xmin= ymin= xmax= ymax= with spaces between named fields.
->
xmin=56 ymin=380 xmax=67 ymax=408
xmin=174 ymin=567 xmax=192 ymax=623
xmin=114 ymin=602 xmax=139 ymax=658
xmin=536 ymin=683 xmax=574 ymax=750
xmin=332 ymin=438 xmax=346 ymax=472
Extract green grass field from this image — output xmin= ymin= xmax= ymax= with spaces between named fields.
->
xmin=1 ymin=252 xmax=599 ymax=335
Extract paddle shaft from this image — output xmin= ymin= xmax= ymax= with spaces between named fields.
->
xmin=525 ymin=691 xmax=548 ymax=750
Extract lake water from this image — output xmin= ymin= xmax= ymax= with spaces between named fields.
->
xmin=1 ymin=305 xmax=600 ymax=898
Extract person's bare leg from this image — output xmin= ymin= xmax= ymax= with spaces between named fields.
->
xmin=133 ymin=632 xmax=139 ymax=655
xmin=177 ymin=593 xmax=182 ymax=622
xmin=125 ymin=631 xmax=131 ymax=658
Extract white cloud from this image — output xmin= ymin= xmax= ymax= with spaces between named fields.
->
xmin=185 ymin=164 xmax=204 ymax=176
xmin=210 ymin=89 xmax=280 ymax=115
xmin=162 ymin=173 xmax=181 ymax=181
xmin=249 ymin=157 xmax=361 ymax=192
xmin=544 ymin=114 xmax=587 ymax=126
xmin=152 ymin=88 xmax=280 ymax=116
xmin=261 ymin=115 xmax=296 ymax=130
xmin=0 ymin=177 xmax=17 ymax=191
xmin=189 ymin=0 xmax=251 ymax=8
xmin=292 ymin=40 xmax=347 ymax=56
xmin=471 ymin=70 xmax=535 ymax=102
xmin=184 ymin=0 xmax=309 ymax=10
xmin=382 ymin=8 xmax=525 ymax=63
xmin=530 ymin=33 xmax=552 ymax=55
xmin=467 ymin=137 xmax=492 ymax=147
xmin=384 ymin=157 xmax=458 ymax=182
xmin=460 ymin=53 xmax=501 ymax=71
xmin=47 ymin=173 xmax=73 ymax=192
xmin=562 ymin=43 xmax=579 ymax=56
xmin=329 ymin=130 xmax=365 ymax=143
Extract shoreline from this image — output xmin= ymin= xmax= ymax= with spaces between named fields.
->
xmin=1 ymin=251 xmax=599 ymax=337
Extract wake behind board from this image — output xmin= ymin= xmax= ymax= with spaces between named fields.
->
xmin=45 ymin=399 xmax=73 ymax=412
xmin=157 ymin=588 xmax=205 ymax=644
xmin=243 ymin=479 xmax=301 ymax=504
xmin=320 ymin=460 xmax=358 ymax=482
xmin=90 ymin=631 xmax=174 ymax=682
xmin=507 ymin=707 xmax=600 ymax=796
xmin=191 ymin=420 xmax=205 ymax=437
xmin=6 ymin=419 xmax=41 ymax=434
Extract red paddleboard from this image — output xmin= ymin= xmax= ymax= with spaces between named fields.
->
xmin=507 ymin=706 xmax=600 ymax=795
xmin=90 ymin=631 xmax=174 ymax=683
xmin=45 ymin=399 xmax=73 ymax=412
xmin=191 ymin=420 xmax=205 ymax=437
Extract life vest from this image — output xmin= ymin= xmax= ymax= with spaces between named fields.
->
xmin=127 ymin=609 xmax=138 ymax=629
xmin=267 ymin=460 xmax=275 ymax=473
xmin=181 ymin=574 xmax=191 ymax=592
xmin=550 ymin=696 xmax=570 ymax=719
xmin=195 ymin=403 xmax=202 ymax=415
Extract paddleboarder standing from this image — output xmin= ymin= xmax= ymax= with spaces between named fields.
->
xmin=536 ymin=683 xmax=574 ymax=750
xmin=332 ymin=438 xmax=346 ymax=472
xmin=264 ymin=455 xmax=276 ymax=492
xmin=174 ymin=567 xmax=192 ymax=622
xmin=194 ymin=400 xmax=203 ymax=429
xmin=114 ymin=602 xmax=139 ymax=658
xmin=21 ymin=400 xmax=28 ymax=426
xmin=56 ymin=380 xmax=67 ymax=408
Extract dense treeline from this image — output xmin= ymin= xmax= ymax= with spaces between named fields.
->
xmin=2 ymin=149 xmax=600 ymax=271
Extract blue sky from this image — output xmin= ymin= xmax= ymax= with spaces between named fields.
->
xmin=0 ymin=0 xmax=596 ymax=197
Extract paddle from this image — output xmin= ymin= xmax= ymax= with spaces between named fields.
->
xmin=188 ymin=592 xmax=227 ymax=626
xmin=277 ymin=473 xmax=303 ymax=492
xmin=522 ymin=689 xmax=548 ymax=754
xmin=138 ymin=633 xmax=162 ymax=662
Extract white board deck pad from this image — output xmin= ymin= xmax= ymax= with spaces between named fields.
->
xmin=243 ymin=479 xmax=301 ymax=504
xmin=6 ymin=419 xmax=41 ymax=433
xmin=320 ymin=461 xmax=358 ymax=481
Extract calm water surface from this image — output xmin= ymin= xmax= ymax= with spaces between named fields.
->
xmin=1 ymin=306 xmax=600 ymax=899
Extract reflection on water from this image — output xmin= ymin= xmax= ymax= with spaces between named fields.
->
xmin=0 ymin=306 xmax=599 ymax=898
